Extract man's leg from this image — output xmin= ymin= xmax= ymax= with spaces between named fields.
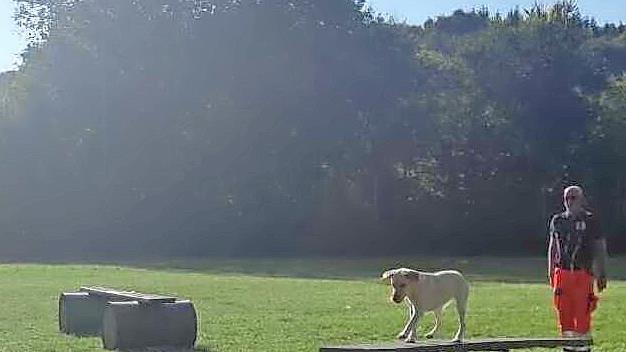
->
xmin=554 ymin=270 xmax=576 ymax=335
xmin=554 ymin=269 xmax=580 ymax=352
xmin=568 ymin=271 xmax=595 ymax=352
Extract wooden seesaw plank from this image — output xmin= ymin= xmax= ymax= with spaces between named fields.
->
xmin=79 ymin=286 xmax=177 ymax=303
xmin=320 ymin=337 xmax=592 ymax=351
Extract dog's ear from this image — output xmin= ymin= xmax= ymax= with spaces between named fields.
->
xmin=380 ymin=269 xmax=396 ymax=284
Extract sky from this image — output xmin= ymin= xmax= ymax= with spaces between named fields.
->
xmin=0 ymin=1 xmax=26 ymax=73
xmin=1 ymin=0 xmax=625 ymax=73
xmin=366 ymin=0 xmax=626 ymax=26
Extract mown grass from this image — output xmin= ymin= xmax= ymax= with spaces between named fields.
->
xmin=0 ymin=257 xmax=624 ymax=351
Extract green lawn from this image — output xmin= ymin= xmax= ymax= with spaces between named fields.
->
xmin=0 ymin=257 xmax=624 ymax=351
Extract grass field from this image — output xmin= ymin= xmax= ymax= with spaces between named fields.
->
xmin=0 ymin=257 xmax=624 ymax=351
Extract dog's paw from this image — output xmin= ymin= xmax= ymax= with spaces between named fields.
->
xmin=404 ymin=337 xmax=417 ymax=344
xmin=396 ymin=332 xmax=407 ymax=340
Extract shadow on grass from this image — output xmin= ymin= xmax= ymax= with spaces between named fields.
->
xmin=121 ymin=345 xmax=213 ymax=352
xmin=124 ymin=256 xmax=626 ymax=282
xmin=5 ymin=256 xmax=626 ymax=282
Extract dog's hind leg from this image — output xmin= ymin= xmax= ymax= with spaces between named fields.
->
xmin=452 ymin=283 xmax=469 ymax=342
xmin=425 ymin=308 xmax=442 ymax=339
xmin=452 ymin=303 xmax=466 ymax=342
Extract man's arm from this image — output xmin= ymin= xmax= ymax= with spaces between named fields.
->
xmin=590 ymin=214 xmax=608 ymax=292
xmin=548 ymin=216 xmax=557 ymax=287
xmin=548 ymin=233 xmax=555 ymax=286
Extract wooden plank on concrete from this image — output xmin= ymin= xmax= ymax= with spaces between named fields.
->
xmin=320 ymin=337 xmax=592 ymax=351
xmin=79 ymin=286 xmax=177 ymax=303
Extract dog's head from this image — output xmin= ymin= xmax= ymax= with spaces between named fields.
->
xmin=381 ymin=268 xmax=420 ymax=303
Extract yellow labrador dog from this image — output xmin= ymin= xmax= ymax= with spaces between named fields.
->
xmin=381 ymin=268 xmax=469 ymax=343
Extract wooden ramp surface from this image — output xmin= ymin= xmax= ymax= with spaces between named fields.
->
xmin=79 ymin=286 xmax=177 ymax=303
xmin=320 ymin=337 xmax=592 ymax=351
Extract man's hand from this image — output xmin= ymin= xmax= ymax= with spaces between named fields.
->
xmin=596 ymin=277 xmax=607 ymax=292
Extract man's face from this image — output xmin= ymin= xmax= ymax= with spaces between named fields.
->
xmin=564 ymin=187 xmax=584 ymax=214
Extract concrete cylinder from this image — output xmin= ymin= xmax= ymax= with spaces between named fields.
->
xmin=102 ymin=300 xmax=197 ymax=350
xmin=58 ymin=292 xmax=103 ymax=336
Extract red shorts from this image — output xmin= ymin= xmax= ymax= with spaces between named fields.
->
xmin=551 ymin=268 xmax=598 ymax=334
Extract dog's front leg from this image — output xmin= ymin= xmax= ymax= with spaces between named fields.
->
xmin=397 ymin=300 xmax=414 ymax=340
xmin=404 ymin=308 xmax=422 ymax=343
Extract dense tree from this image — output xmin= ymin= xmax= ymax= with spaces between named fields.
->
xmin=0 ymin=0 xmax=624 ymax=258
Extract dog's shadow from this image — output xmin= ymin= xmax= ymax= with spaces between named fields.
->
xmin=120 ymin=345 xmax=214 ymax=352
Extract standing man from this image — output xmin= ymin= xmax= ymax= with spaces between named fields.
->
xmin=548 ymin=185 xmax=608 ymax=351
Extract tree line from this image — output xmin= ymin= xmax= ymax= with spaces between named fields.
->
xmin=0 ymin=0 xmax=625 ymax=259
